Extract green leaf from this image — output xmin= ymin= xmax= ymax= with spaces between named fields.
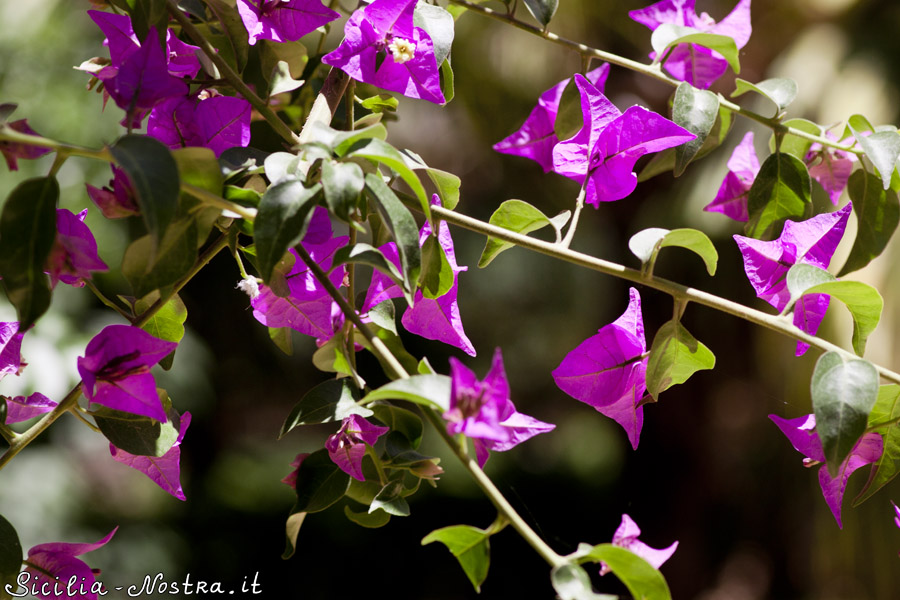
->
xmin=304 ymin=122 xmax=388 ymax=157
xmin=281 ymin=512 xmax=306 ymax=559
xmin=651 ymin=24 xmax=740 ymax=74
xmin=646 ymin=320 xmax=716 ymax=400
xmin=0 ymin=514 xmax=22 ymax=600
xmin=110 ymin=135 xmax=180 ymax=254
xmin=853 ymin=385 xmax=900 ymax=504
xmin=803 ymin=277 xmax=883 ymax=356
xmin=672 ymin=82 xmax=719 ymax=176
xmin=367 ymin=299 xmax=397 ymax=335
xmin=0 ymin=177 xmax=56 ymax=329
xmin=254 ymin=180 xmax=321 ymax=282
xmin=269 ymin=327 xmax=293 ymax=356
xmin=551 ymin=563 xmax=618 ymax=600
xmin=172 ymin=146 xmax=223 ymax=195
xmin=267 ymin=61 xmax=305 ymax=96
xmin=746 ymin=152 xmax=811 ymax=239
xmin=312 ymin=336 xmax=364 ymax=387
xmin=419 ymin=233 xmax=453 ymax=299
xmin=364 ymin=173 xmax=421 ymax=301
xmin=321 ymin=160 xmax=365 ymax=222
xmin=362 ymin=375 xmax=451 ymax=411
xmin=0 ymin=103 xmax=17 ymax=123
xmin=360 ymin=94 xmax=399 ymax=114
xmin=422 ymin=525 xmax=491 ymax=592
xmin=280 ymin=379 xmax=371 ymax=438
xmin=785 ymin=263 xmax=836 ymax=304
xmin=93 ymin=400 xmax=180 ymax=457
xmin=136 ymin=292 xmax=187 ymax=370
xmin=361 ymin=325 xmax=420 ymax=377
xmin=732 ymin=78 xmax=798 ymax=117
xmin=440 ymin=57 xmax=455 ymax=104
xmin=370 ymin=403 xmax=424 ymax=448
xmin=413 ymin=2 xmax=455 ymax=65
xmin=291 ymin=448 xmax=351 ymax=514
xmin=628 ymin=227 xmax=718 ymax=276
xmin=479 ymin=199 xmax=570 ymax=267
xmin=344 ymin=505 xmax=391 ymax=528
xmin=555 ymin=77 xmax=582 ymax=142
xmin=839 ymin=169 xmax=900 ymax=276
xmin=770 ymin=118 xmax=821 ymax=160
xmin=204 ymin=0 xmax=250 ymax=72
xmin=577 ymin=544 xmax=672 ymax=600
xmin=126 ymin=0 xmax=167 ymax=43
xmin=523 ymin=0 xmax=558 ymax=26
xmin=811 ymin=352 xmax=879 ymax=476
xmin=370 ymin=481 xmax=410 ymax=516
xmin=849 ymin=122 xmax=900 ymax=190
xmin=348 ymin=139 xmax=430 ymax=219
xmin=401 ymin=150 xmax=461 ymax=210
xmin=122 ymin=219 xmax=197 ymax=298
xmin=640 ymin=106 xmax=733 ymax=181
xmin=332 ymin=243 xmax=405 ymax=290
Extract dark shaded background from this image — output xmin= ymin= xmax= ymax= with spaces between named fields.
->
xmin=2 ymin=0 xmax=900 ymax=598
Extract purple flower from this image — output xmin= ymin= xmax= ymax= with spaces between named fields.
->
xmin=250 ymin=207 xmax=349 ymax=341
xmin=629 ymin=0 xmax=752 ymax=89
xmin=805 ymin=134 xmax=855 ymax=206
xmin=148 ymin=91 xmax=252 ymax=157
xmin=552 ymin=74 xmax=695 ymax=207
xmin=322 ymin=0 xmax=445 ymax=104
xmin=4 ymin=393 xmax=56 ymax=424
xmin=110 ymin=411 xmax=191 ymax=500
xmin=553 ymin=288 xmax=648 ymax=449
xmin=444 ymin=348 xmax=555 ymax=467
xmin=281 ymin=452 xmax=310 ymax=488
xmin=325 ymin=414 xmax=389 ymax=481
xmin=24 ymin=527 xmax=117 ymax=600
xmin=86 ymin=166 xmax=140 ymax=219
xmin=46 ymin=209 xmax=108 ymax=288
xmin=703 ymin=131 xmax=759 ymax=221
xmin=1 ymin=119 xmax=52 ymax=171
xmin=894 ymin=500 xmax=900 ymax=529
xmin=493 ymin=64 xmax=610 ymax=173
xmin=0 ymin=321 xmax=25 ymax=382
xmin=599 ymin=514 xmax=678 ymax=576
xmin=769 ymin=413 xmax=883 ymax=528
xmin=237 ymin=0 xmax=340 ymax=45
xmin=361 ymin=196 xmax=475 ymax=356
xmin=733 ymin=203 xmax=851 ymax=355
xmin=77 ymin=324 xmax=178 ymax=422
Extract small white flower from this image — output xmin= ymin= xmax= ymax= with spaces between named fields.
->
xmin=236 ymin=277 xmax=261 ymax=299
xmin=388 ymin=38 xmax=416 ymax=64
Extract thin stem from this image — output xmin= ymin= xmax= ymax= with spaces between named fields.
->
xmin=84 ymin=279 xmax=133 ymax=320
xmin=0 ymin=124 xmax=113 ymax=161
xmin=181 ymin=183 xmax=258 ymax=221
xmin=446 ymin=0 xmax=860 ymax=155
xmin=0 ymin=423 xmax=19 ymax=445
xmin=344 ymin=227 xmax=358 ymax=373
xmin=422 ymin=202 xmax=900 ymax=385
xmin=166 ymin=0 xmax=298 ymax=146
xmin=559 ymin=186 xmax=586 ymax=249
xmin=421 ymin=407 xmax=566 ymax=569
xmin=70 ymin=406 xmax=102 ymax=433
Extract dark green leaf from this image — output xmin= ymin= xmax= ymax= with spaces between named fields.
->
xmin=639 ymin=106 xmax=733 ymax=181
xmin=322 ymin=160 xmax=365 ymax=222
xmin=853 ymin=385 xmax=900 ymax=504
xmin=839 ymin=169 xmax=900 ymax=275
xmin=370 ymin=481 xmax=410 ymax=516
xmin=344 ymin=505 xmax=391 ymax=528
xmin=577 ymin=544 xmax=672 ymax=600
xmin=291 ymin=448 xmax=351 ymax=513
xmin=771 ymin=118 xmax=821 ymax=160
xmin=422 ymin=525 xmax=491 ymax=592
xmin=332 ymin=243 xmax=405 ymax=290
xmin=362 ymin=375 xmax=451 ymax=411
xmin=413 ymin=2 xmax=455 ymax=65
xmin=280 ymin=378 xmax=371 ymax=438
xmin=311 ymin=336 xmax=364 ymax=387
xmin=93 ymin=398 xmax=180 ymax=457
xmin=651 ymin=25 xmax=739 ymax=73
xmin=732 ymin=78 xmax=798 ymax=117
xmin=254 ymin=180 xmax=321 ymax=282
xmin=0 ymin=514 xmax=22 ymax=600
xmin=367 ymin=299 xmax=397 ymax=336
xmin=0 ymin=177 xmax=56 ymax=329
xmin=811 ymin=352 xmax=879 ymax=476
xmin=361 ymin=324 xmax=420 ymax=377
xmin=401 ymin=150 xmax=461 ymax=210
xmin=172 ymin=147 xmax=223 ymax=195
xmin=672 ymin=82 xmax=719 ymax=176
xmin=370 ymin=403 xmax=424 ymax=448
xmin=135 ymin=292 xmax=187 ymax=370
xmin=849 ymin=123 xmax=900 ymax=190
xmin=555 ymin=77 xmax=582 ymax=142
xmin=551 ymin=563 xmax=617 ymax=600
xmin=349 ymin=139 xmax=430 ymax=219
xmin=479 ymin=199 xmax=570 ymax=267
xmin=126 ymin=0 xmax=167 ymax=43
xmin=204 ymin=0 xmax=250 ymax=72
xmin=523 ymin=0 xmax=558 ymax=26
xmin=364 ymin=173 xmax=421 ymax=301
xmin=419 ymin=233 xmax=453 ymax=299
xmin=746 ymin=152 xmax=811 ymax=239
xmin=646 ymin=319 xmax=716 ymax=400
xmin=122 ymin=219 xmax=197 ymax=298
xmin=110 ymin=135 xmax=180 ymax=254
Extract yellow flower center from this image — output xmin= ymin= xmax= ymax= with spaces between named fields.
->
xmin=388 ymin=38 xmax=416 ymax=64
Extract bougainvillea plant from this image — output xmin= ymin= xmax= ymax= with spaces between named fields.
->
xmin=1 ymin=0 xmax=900 ymax=597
